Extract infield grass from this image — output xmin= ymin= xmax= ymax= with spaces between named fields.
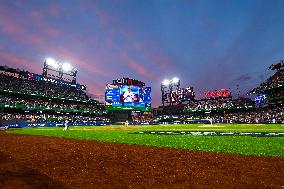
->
xmin=8 ymin=124 xmax=284 ymax=157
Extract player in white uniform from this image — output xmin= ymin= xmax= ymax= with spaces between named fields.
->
xmin=123 ymin=88 xmax=135 ymax=102
xmin=63 ymin=120 xmax=69 ymax=131
xmin=125 ymin=120 xmax=129 ymax=126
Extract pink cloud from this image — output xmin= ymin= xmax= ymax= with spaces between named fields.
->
xmin=0 ymin=18 xmax=45 ymax=47
xmin=29 ymin=34 xmax=45 ymax=46
xmin=0 ymin=5 xmax=64 ymax=52
xmin=134 ymin=40 xmax=175 ymax=70
xmin=0 ymin=20 xmax=21 ymax=33
xmin=85 ymin=85 xmax=105 ymax=96
xmin=45 ymin=26 xmax=62 ymax=37
xmin=95 ymin=9 xmax=113 ymax=25
xmin=0 ymin=5 xmax=104 ymax=77
xmin=0 ymin=6 xmax=47 ymax=47
xmin=80 ymin=0 xmax=115 ymax=26
xmin=120 ymin=51 xmax=157 ymax=80
xmin=0 ymin=52 xmax=40 ymax=73
xmin=78 ymin=72 xmax=107 ymax=98
xmin=116 ymin=26 xmax=176 ymax=70
xmin=48 ymin=5 xmax=61 ymax=16
xmin=30 ymin=10 xmax=43 ymax=18
xmin=49 ymin=47 xmax=107 ymax=77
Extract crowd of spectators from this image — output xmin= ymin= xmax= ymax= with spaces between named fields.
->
xmin=264 ymin=91 xmax=284 ymax=99
xmin=260 ymin=68 xmax=284 ymax=89
xmin=0 ymin=74 xmax=89 ymax=101
xmin=0 ymin=69 xmax=107 ymax=123
xmin=180 ymin=66 xmax=284 ymax=123
xmin=1 ymin=113 xmax=109 ymax=123
xmin=180 ymin=106 xmax=284 ymax=124
xmin=0 ymin=94 xmax=102 ymax=112
xmin=185 ymin=98 xmax=254 ymax=111
xmin=132 ymin=114 xmax=154 ymax=124
xmin=206 ymin=106 xmax=284 ymax=124
xmin=251 ymin=67 xmax=284 ymax=92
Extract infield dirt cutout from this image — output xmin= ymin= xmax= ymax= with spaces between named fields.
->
xmin=0 ymin=131 xmax=283 ymax=189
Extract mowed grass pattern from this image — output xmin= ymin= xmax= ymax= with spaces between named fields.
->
xmin=8 ymin=124 xmax=284 ymax=157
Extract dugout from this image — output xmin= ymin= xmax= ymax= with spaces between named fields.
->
xmin=107 ymin=110 xmax=132 ymax=122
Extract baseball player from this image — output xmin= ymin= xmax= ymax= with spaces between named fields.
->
xmin=123 ymin=88 xmax=135 ymax=102
xmin=63 ymin=120 xmax=69 ymax=131
xmin=125 ymin=120 xmax=129 ymax=126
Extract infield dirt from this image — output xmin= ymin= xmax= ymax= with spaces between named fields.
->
xmin=0 ymin=131 xmax=283 ymax=189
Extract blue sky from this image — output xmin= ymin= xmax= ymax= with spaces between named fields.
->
xmin=0 ymin=0 xmax=283 ymax=106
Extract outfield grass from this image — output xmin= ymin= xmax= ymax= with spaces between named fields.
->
xmin=8 ymin=124 xmax=284 ymax=157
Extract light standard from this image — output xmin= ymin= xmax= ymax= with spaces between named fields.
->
xmin=43 ymin=58 xmax=77 ymax=83
xmin=161 ymin=77 xmax=180 ymax=107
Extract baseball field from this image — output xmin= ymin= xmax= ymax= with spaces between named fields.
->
xmin=1 ymin=124 xmax=284 ymax=188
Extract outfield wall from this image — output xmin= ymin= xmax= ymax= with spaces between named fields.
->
xmin=1 ymin=121 xmax=111 ymax=128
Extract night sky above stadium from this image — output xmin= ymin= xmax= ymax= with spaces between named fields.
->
xmin=1 ymin=0 xmax=284 ymax=107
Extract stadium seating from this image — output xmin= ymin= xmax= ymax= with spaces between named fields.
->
xmin=0 ymin=74 xmax=89 ymax=100
xmin=0 ymin=66 xmax=108 ymax=125
xmin=162 ymin=64 xmax=284 ymax=124
xmin=1 ymin=62 xmax=284 ymax=125
xmin=185 ymin=98 xmax=255 ymax=112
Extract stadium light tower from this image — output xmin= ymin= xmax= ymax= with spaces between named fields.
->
xmin=62 ymin=63 xmax=72 ymax=72
xmin=163 ymin=79 xmax=170 ymax=85
xmin=172 ymin=77 xmax=179 ymax=84
xmin=161 ymin=77 xmax=180 ymax=107
xmin=45 ymin=58 xmax=58 ymax=68
xmin=43 ymin=58 xmax=77 ymax=83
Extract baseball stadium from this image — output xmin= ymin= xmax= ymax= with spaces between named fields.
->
xmin=1 ymin=1 xmax=284 ymax=189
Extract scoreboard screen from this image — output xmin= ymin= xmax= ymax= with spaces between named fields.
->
xmin=164 ymin=87 xmax=195 ymax=103
xmin=105 ymin=84 xmax=151 ymax=108
xmin=255 ymin=94 xmax=267 ymax=104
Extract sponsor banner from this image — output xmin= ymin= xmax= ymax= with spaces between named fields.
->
xmin=205 ymin=88 xmax=231 ymax=99
xmin=3 ymin=121 xmax=110 ymax=128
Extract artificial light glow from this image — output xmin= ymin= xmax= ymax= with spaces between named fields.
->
xmin=46 ymin=58 xmax=58 ymax=68
xmin=172 ymin=77 xmax=179 ymax=83
xmin=62 ymin=63 xmax=72 ymax=72
xmin=163 ymin=79 xmax=170 ymax=85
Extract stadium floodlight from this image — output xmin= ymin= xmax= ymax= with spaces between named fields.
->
xmin=172 ymin=77 xmax=179 ymax=83
xmin=45 ymin=58 xmax=58 ymax=68
xmin=62 ymin=63 xmax=72 ymax=72
xmin=161 ymin=77 xmax=181 ymax=107
xmin=43 ymin=58 xmax=78 ymax=83
xmin=163 ymin=79 xmax=170 ymax=85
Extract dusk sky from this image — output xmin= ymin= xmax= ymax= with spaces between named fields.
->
xmin=1 ymin=0 xmax=284 ymax=107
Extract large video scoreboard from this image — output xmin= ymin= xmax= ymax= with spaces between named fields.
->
xmin=163 ymin=87 xmax=195 ymax=104
xmin=105 ymin=78 xmax=151 ymax=111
